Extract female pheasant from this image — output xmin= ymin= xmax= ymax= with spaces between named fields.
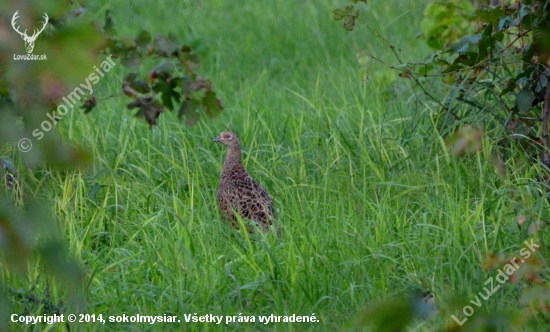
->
xmin=213 ymin=131 xmax=275 ymax=232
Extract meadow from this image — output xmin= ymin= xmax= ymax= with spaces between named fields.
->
xmin=5 ymin=0 xmax=546 ymax=330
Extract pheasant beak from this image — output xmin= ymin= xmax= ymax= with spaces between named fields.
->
xmin=213 ymin=136 xmax=221 ymax=143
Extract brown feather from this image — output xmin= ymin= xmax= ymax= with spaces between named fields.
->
xmin=213 ymin=131 xmax=275 ymax=231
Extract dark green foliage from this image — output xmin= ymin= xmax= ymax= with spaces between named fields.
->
xmin=421 ymin=0 xmax=475 ymax=50
xmin=332 ymin=4 xmax=361 ymax=31
xmin=334 ymin=0 xmax=550 ymax=329
xmin=336 ymin=0 xmax=550 ymax=142
xmin=100 ymin=11 xmax=223 ymax=126
xmin=0 ymin=0 xmax=221 ymax=323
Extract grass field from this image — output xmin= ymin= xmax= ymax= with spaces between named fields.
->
xmin=5 ymin=0 xmax=548 ymax=331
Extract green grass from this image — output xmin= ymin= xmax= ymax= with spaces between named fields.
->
xmin=4 ymin=0 xmax=549 ymax=331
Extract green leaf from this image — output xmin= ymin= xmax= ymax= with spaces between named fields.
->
xmin=516 ymin=88 xmax=535 ymax=113
xmin=120 ymin=37 xmax=137 ymax=49
xmin=178 ymin=99 xmax=201 ymax=126
xmin=177 ymin=46 xmax=200 ymax=72
xmin=80 ymin=96 xmax=96 ymax=113
xmin=510 ymin=5 xmax=530 ymax=27
xmin=493 ymin=31 xmax=504 ymax=42
xmin=512 ymin=122 xmax=530 ymax=138
xmin=127 ymin=96 xmax=164 ymax=127
xmin=179 ymin=76 xmax=195 ymax=95
xmin=476 ymin=6 xmax=505 ymax=27
xmin=103 ymin=10 xmax=115 ymax=35
xmin=533 ymin=28 xmax=550 ymax=62
xmin=130 ymin=79 xmax=151 ymax=94
xmin=154 ymin=33 xmax=181 ymax=56
xmin=38 ymin=24 xmax=105 ymax=84
xmin=332 ymin=9 xmax=346 ymax=21
xmin=150 ymin=62 xmax=177 ymax=79
xmin=38 ymin=241 xmax=85 ymax=293
xmin=332 ymin=5 xmax=354 ymax=21
xmin=202 ymin=90 xmax=223 ymax=118
xmin=466 ymin=33 xmax=483 ymax=45
xmin=47 ymin=140 xmax=92 ymax=169
xmin=535 ymin=75 xmax=548 ymax=93
xmin=434 ymin=58 xmax=450 ymax=66
xmin=452 ymin=39 xmax=473 ymax=53
xmin=497 ymin=16 xmax=513 ymax=31
xmin=153 ymin=77 xmax=180 ymax=111
xmin=136 ymin=30 xmax=152 ymax=50
xmin=344 ymin=14 xmax=356 ymax=31
xmin=124 ymin=73 xmax=138 ymax=83
xmin=355 ymin=294 xmax=420 ymax=331
xmin=120 ymin=50 xmax=141 ymax=70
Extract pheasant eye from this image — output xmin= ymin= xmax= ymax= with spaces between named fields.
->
xmin=224 ymin=134 xmax=233 ymax=140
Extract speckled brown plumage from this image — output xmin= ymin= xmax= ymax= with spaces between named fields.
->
xmin=2 ymin=159 xmax=22 ymax=203
xmin=213 ymin=131 xmax=275 ymax=231
xmin=1 ymin=160 xmax=17 ymax=191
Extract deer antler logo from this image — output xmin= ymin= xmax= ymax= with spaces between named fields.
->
xmin=11 ymin=11 xmax=49 ymax=54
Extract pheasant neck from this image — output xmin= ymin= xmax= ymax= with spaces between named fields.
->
xmin=222 ymin=147 xmax=242 ymax=171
